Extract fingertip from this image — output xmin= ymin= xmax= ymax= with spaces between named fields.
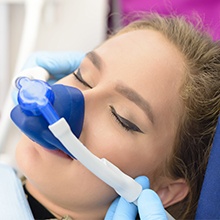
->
xmin=135 ymin=176 xmax=150 ymax=189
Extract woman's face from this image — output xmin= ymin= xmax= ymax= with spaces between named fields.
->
xmin=16 ymin=29 xmax=185 ymax=218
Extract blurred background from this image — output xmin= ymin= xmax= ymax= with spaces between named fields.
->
xmin=0 ymin=0 xmax=111 ymax=166
xmin=0 ymin=0 xmax=109 ymax=110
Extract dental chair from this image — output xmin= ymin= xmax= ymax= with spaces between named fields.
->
xmin=195 ymin=116 xmax=220 ymax=219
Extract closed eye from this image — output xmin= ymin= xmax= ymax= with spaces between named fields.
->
xmin=109 ymin=105 xmax=144 ymax=133
xmin=73 ymin=69 xmax=92 ymax=89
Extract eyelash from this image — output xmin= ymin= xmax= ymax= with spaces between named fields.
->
xmin=73 ymin=69 xmax=92 ymax=89
xmin=109 ymin=105 xmax=143 ymax=133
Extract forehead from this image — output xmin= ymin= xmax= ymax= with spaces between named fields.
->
xmin=95 ymin=29 xmax=184 ymax=75
xmin=95 ymin=29 xmax=185 ymax=92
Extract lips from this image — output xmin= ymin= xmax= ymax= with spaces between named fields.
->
xmin=53 ymin=149 xmax=73 ymax=159
xmin=42 ymin=147 xmax=73 ymax=160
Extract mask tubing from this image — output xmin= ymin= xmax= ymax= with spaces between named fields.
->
xmin=48 ymin=118 xmax=175 ymax=220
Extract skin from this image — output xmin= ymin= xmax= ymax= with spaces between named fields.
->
xmin=16 ymin=29 xmax=187 ymax=219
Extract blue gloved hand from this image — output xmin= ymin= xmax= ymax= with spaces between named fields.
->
xmin=22 ymin=51 xmax=85 ymax=83
xmin=104 ymin=176 xmax=167 ymax=220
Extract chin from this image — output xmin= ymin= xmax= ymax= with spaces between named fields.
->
xmin=15 ymin=135 xmax=76 ymax=186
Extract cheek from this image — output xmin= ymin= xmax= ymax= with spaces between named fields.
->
xmin=111 ymin=140 xmax=164 ymax=180
xmin=82 ymin=113 xmax=162 ymax=180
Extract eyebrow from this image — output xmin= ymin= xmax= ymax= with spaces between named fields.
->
xmin=86 ymin=51 xmax=103 ymax=71
xmin=115 ymin=84 xmax=155 ymax=124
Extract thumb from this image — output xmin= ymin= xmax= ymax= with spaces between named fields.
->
xmin=134 ymin=176 xmax=150 ymax=190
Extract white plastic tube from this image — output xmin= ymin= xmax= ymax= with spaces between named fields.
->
xmin=49 ymin=118 xmax=175 ymax=220
xmin=49 ymin=118 xmax=142 ymax=203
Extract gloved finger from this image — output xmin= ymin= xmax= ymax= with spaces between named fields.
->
xmin=111 ymin=197 xmax=137 ymax=220
xmin=138 ymin=189 xmax=167 ymax=220
xmin=36 ymin=51 xmax=85 ymax=79
xmin=104 ymin=197 xmax=120 ymax=220
xmin=134 ymin=176 xmax=150 ymax=190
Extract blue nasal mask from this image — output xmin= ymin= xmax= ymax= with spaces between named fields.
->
xmin=11 ymin=77 xmax=84 ymax=157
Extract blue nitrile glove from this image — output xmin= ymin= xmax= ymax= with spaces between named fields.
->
xmin=104 ymin=176 xmax=167 ymax=220
xmin=36 ymin=51 xmax=85 ymax=83
xmin=22 ymin=51 xmax=85 ymax=83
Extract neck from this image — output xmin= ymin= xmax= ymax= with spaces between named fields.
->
xmin=25 ymin=180 xmax=109 ymax=219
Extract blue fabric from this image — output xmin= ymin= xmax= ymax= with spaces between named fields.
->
xmin=196 ymin=117 xmax=220 ymax=219
xmin=0 ymin=163 xmax=34 ymax=219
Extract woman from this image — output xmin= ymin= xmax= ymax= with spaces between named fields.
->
xmin=14 ymin=13 xmax=220 ymax=219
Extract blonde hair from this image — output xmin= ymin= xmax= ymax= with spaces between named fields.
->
xmin=116 ymin=13 xmax=220 ymax=219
